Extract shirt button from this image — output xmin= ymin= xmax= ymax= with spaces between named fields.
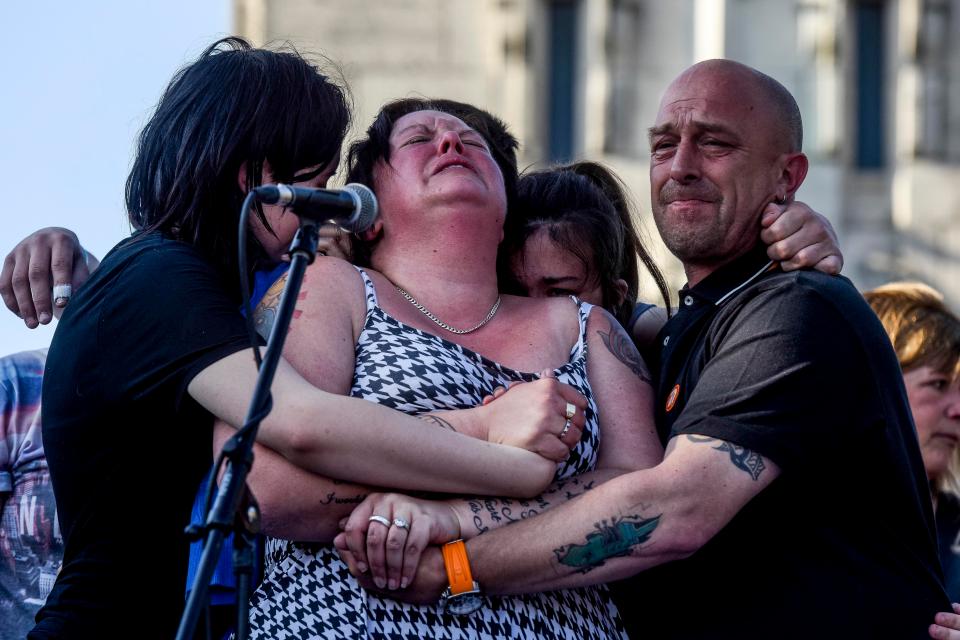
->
xmin=684 ymin=295 xmax=694 ymax=306
xmin=663 ymin=335 xmax=670 ymax=346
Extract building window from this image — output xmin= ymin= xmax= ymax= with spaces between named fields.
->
xmin=854 ymin=0 xmax=886 ymax=169
xmin=604 ymin=0 xmax=643 ymax=158
xmin=547 ymin=0 xmax=579 ymax=162
xmin=917 ymin=0 xmax=951 ymax=160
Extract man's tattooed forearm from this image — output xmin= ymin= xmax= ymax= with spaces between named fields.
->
xmin=553 ymin=514 xmax=661 ymax=574
xmin=544 ymin=476 xmax=596 ymax=501
xmin=465 ymin=477 xmax=597 ymax=534
xmin=598 ymin=325 xmax=652 ymax=383
xmin=686 ymin=435 xmax=766 ymax=480
xmin=418 ymin=414 xmax=457 ymax=432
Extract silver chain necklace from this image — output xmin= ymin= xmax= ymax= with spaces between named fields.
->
xmin=394 ymin=286 xmax=501 ymax=334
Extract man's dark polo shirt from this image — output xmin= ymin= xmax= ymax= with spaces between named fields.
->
xmin=616 ymin=244 xmax=948 ymax=639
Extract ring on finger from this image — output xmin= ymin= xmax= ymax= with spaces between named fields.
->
xmin=564 ymin=402 xmax=576 ymax=420
xmin=369 ymin=515 xmax=391 ymax=527
xmin=392 ymin=517 xmax=410 ymax=531
xmin=53 ymin=284 xmax=72 ymax=306
xmin=560 ymin=418 xmax=572 ymax=438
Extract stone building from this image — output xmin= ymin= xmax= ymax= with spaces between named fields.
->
xmin=235 ymin=0 xmax=960 ymax=305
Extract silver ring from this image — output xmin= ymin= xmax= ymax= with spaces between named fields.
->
xmin=368 ymin=515 xmax=391 ymax=527
xmin=560 ymin=418 xmax=571 ymax=438
xmin=52 ymin=284 xmax=72 ymax=305
xmin=393 ymin=517 xmax=410 ymax=530
xmin=564 ymin=402 xmax=576 ymax=420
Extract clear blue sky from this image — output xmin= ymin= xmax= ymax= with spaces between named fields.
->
xmin=0 ymin=1 xmax=230 ymax=356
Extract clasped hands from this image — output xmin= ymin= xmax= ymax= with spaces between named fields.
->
xmin=333 ymin=375 xmax=585 ymax=603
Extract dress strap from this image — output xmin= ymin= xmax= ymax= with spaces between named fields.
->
xmin=569 ymin=296 xmax=594 ymax=361
xmin=352 ymin=266 xmax=379 ymax=318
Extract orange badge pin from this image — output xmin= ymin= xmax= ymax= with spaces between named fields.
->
xmin=665 ymin=384 xmax=680 ymax=412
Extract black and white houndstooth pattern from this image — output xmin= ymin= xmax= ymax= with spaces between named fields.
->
xmin=248 ymin=268 xmax=626 ymax=639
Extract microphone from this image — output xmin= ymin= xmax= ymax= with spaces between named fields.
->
xmin=253 ymin=182 xmax=378 ymax=233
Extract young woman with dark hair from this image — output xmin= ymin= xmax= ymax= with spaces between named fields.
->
xmin=502 ymin=161 xmax=670 ymax=329
xmin=26 ymin=42 xmax=573 ymax=639
xmin=124 ymin=38 xmax=350 ymax=290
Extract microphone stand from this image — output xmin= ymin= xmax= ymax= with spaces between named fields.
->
xmin=177 ymin=219 xmax=321 ymax=640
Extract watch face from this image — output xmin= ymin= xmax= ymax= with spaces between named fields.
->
xmin=442 ymin=590 xmax=484 ymax=615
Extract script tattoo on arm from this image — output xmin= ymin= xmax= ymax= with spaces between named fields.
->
xmin=318 ymin=477 xmax=369 ymax=505
xmin=318 ymin=491 xmax=366 ymax=505
xmin=466 ymin=477 xmax=597 ymax=535
xmin=417 ymin=414 xmax=457 ymax=432
xmin=553 ymin=513 xmax=662 ymax=574
xmin=685 ymin=435 xmax=766 ymax=481
xmin=597 ymin=322 xmax=652 ymax=384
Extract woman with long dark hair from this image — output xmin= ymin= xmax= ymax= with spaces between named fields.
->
xmin=501 ymin=161 xmax=671 ymax=330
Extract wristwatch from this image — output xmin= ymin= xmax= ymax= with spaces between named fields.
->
xmin=438 ymin=539 xmax=483 ymax=615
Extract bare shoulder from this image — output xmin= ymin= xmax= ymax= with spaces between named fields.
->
xmin=506 ymin=294 xmax=582 ymax=346
xmin=300 ymin=256 xmax=367 ymax=304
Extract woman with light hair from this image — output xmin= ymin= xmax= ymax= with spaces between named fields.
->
xmin=864 ymin=282 xmax=960 ymax=602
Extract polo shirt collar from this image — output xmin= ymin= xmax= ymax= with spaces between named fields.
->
xmin=678 ymin=243 xmax=777 ymax=308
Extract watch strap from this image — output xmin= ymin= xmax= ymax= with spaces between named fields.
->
xmin=441 ymin=539 xmax=474 ymax=595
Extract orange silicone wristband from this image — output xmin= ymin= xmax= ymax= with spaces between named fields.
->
xmin=441 ymin=540 xmax=474 ymax=595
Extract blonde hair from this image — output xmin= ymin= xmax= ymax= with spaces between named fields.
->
xmin=864 ymin=282 xmax=960 ymax=378
xmin=864 ymin=281 xmax=960 ymax=495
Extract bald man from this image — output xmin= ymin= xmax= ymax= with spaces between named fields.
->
xmin=344 ymin=61 xmax=948 ymax=638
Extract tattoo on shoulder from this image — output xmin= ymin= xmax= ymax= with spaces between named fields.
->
xmin=597 ymin=321 xmax=652 ymax=384
xmin=553 ymin=513 xmax=662 ymax=574
xmin=253 ymin=273 xmax=289 ymax=339
xmin=418 ymin=414 xmax=457 ymax=432
xmin=685 ymin=435 xmax=766 ymax=481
